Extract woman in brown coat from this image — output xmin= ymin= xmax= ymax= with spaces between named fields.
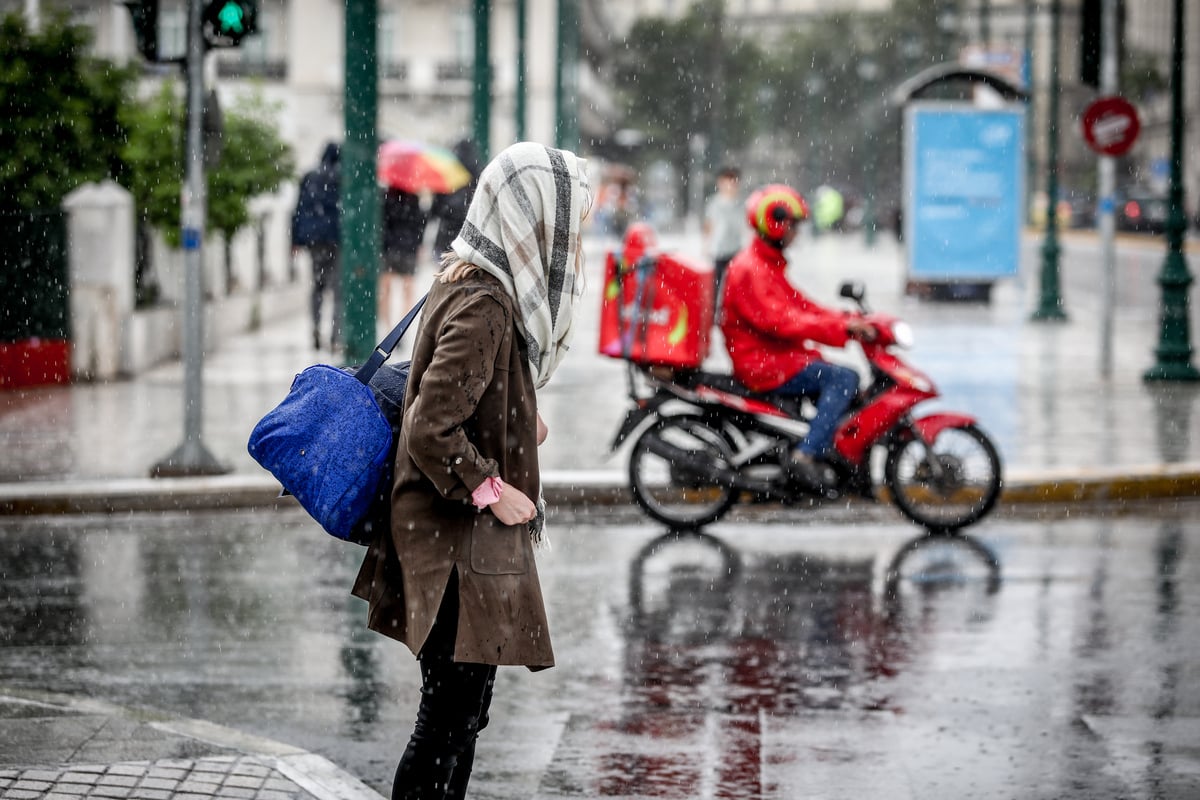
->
xmin=352 ymin=142 xmax=590 ymax=800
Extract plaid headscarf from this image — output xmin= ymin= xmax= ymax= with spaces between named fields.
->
xmin=451 ymin=142 xmax=590 ymax=389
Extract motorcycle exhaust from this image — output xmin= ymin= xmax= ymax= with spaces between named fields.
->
xmin=642 ymin=436 xmax=739 ymax=485
xmin=642 ymin=436 xmax=781 ymax=495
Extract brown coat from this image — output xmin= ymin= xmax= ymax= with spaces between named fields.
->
xmin=351 ymin=271 xmax=553 ymax=669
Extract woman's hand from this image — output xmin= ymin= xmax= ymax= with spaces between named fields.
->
xmin=490 ymin=483 xmax=538 ymax=526
xmin=536 ymin=411 xmax=549 ymax=446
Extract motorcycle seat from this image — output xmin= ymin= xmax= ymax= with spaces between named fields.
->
xmin=684 ymin=370 xmax=810 ymax=419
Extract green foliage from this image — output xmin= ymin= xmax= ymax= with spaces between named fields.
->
xmin=121 ymin=83 xmax=184 ymax=245
xmin=121 ymin=83 xmax=293 ymax=247
xmin=0 ymin=12 xmax=136 ymax=211
xmin=1121 ymin=48 xmax=1168 ymax=103
xmin=612 ymin=0 xmax=957 ymax=205
xmin=209 ymin=93 xmax=294 ymax=238
xmin=614 ymin=0 xmax=767 ymax=173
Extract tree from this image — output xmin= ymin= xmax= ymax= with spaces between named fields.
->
xmin=764 ymin=1 xmax=958 ymax=208
xmin=209 ymin=93 xmax=295 ymax=288
xmin=613 ymin=0 xmax=766 ymax=207
xmin=0 ymin=13 xmax=135 ymax=212
xmin=122 ymin=82 xmax=293 ymax=285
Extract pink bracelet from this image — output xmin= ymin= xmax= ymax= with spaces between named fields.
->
xmin=471 ymin=476 xmax=503 ymax=509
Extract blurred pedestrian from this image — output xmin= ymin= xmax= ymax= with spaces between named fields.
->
xmin=351 ymin=142 xmax=592 ymax=800
xmin=291 ymin=142 xmax=342 ymax=350
xmin=609 ymin=178 xmax=638 ymax=237
xmin=380 ymin=188 xmax=427 ymax=327
xmin=428 ymin=138 xmax=483 ymax=260
xmin=703 ymin=165 xmax=745 ymax=305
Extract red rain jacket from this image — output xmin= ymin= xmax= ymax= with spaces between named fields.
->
xmin=720 ymin=237 xmax=850 ymax=392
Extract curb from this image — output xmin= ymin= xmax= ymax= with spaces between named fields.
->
xmin=1 ymin=464 xmax=1199 ymax=517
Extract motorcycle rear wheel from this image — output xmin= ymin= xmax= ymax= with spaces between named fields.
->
xmin=628 ymin=414 xmax=738 ymax=528
xmin=884 ymin=422 xmax=1002 ymax=531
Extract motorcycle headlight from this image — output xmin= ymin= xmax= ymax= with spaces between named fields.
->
xmin=891 ymin=321 xmax=915 ymax=349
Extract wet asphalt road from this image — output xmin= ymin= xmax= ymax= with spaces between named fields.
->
xmin=2 ymin=503 xmax=1198 ymax=799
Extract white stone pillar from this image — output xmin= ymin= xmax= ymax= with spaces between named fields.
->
xmin=63 ymin=180 xmax=135 ymax=381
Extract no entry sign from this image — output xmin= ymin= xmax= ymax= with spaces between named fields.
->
xmin=1082 ymin=96 xmax=1141 ymax=157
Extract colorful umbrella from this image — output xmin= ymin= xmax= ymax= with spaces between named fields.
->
xmin=377 ymin=139 xmax=472 ymax=194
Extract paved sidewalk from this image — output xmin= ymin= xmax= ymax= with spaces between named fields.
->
xmin=0 ymin=689 xmax=382 ymax=800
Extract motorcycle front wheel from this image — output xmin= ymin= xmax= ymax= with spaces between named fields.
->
xmin=628 ymin=414 xmax=738 ymax=528
xmin=884 ymin=422 xmax=1002 ymax=531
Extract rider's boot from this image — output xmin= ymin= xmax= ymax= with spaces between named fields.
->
xmin=785 ymin=450 xmax=836 ymax=492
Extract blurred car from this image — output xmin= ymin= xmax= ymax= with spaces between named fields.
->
xmin=1116 ymin=191 xmax=1170 ymax=234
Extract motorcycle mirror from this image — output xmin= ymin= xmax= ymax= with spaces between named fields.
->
xmin=839 ymin=281 xmax=865 ymax=302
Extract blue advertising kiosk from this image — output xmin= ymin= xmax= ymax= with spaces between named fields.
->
xmin=893 ymin=66 xmax=1028 ymax=302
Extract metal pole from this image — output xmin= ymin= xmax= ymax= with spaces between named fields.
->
xmin=554 ymin=0 xmax=578 ymax=150
xmin=1097 ymin=0 xmax=1118 ymax=376
xmin=152 ymin=0 xmax=227 ymax=477
xmin=980 ymin=0 xmax=990 ymax=46
xmin=1144 ymin=0 xmax=1199 ymax=381
xmin=516 ymin=0 xmax=527 ymax=142
xmin=342 ymin=0 xmax=379 ymax=364
xmin=473 ymin=0 xmax=491 ymax=161
xmin=1031 ymin=0 xmax=1067 ymax=321
xmin=1023 ymin=0 xmax=1035 ymax=219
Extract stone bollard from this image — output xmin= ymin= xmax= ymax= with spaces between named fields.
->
xmin=63 ymin=181 xmax=135 ymax=381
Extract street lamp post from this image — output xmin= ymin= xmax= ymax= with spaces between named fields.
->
xmin=1023 ymin=0 xmax=1035 ymax=218
xmin=554 ymin=0 xmax=578 ymax=150
xmin=340 ymin=0 xmax=379 ymax=364
xmin=804 ymin=74 xmax=825 ymax=237
xmin=472 ymin=0 xmax=490 ymax=161
xmin=857 ymin=58 xmax=880 ymax=248
xmin=1031 ymin=0 xmax=1067 ymax=322
xmin=516 ymin=0 xmax=527 ymax=142
xmin=1144 ymin=0 xmax=1199 ymax=382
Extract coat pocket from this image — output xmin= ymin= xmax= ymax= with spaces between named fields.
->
xmin=469 ymin=513 xmax=529 ymax=575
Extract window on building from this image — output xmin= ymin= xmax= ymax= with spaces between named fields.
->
xmin=379 ymin=8 xmax=408 ymax=81
xmin=160 ymin=2 xmax=187 ymax=62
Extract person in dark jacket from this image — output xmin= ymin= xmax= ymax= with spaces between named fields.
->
xmin=291 ymin=142 xmax=342 ymax=350
xmin=380 ymin=188 xmax=427 ymax=328
xmin=428 ymin=139 xmax=483 ymax=260
xmin=353 ymin=142 xmax=591 ymax=800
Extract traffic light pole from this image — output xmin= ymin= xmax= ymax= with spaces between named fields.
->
xmin=152 ymin=0 xmax=228 ymax=476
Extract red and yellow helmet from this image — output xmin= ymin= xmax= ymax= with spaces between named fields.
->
xmin=745 ymin=184 xmax=809 ymax=242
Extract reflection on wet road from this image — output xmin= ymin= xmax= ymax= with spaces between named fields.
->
xmin=1 ymin=506 xmax=1197 ymax=798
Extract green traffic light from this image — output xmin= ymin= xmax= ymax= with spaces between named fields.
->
xmin=217 ymin=2 xmax=245 ymax=34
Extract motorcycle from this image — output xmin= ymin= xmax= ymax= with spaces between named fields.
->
xmin=610 ymin=281 xmax=1003 ymax=531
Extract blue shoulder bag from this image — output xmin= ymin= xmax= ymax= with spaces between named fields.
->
xmin=248 ymin=295 xmax=427 ymax=544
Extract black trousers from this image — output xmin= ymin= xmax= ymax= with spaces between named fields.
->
xmin=393 ymin=570 xmax=496 ymax=800
xmin=309 ymin=242 xmax=341 ymax=345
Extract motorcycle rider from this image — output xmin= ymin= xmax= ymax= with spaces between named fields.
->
xmin=720 ymin=184 xmax=876 ymax=491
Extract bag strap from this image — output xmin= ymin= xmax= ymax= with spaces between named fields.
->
xmin=354 ymin=293 xmax=429 ymax=385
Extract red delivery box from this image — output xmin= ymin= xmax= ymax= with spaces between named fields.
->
xmin=598 ymin=224 xmax=714 ymax=369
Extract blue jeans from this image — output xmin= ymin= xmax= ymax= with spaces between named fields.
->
xmin=774 ymin=361 xmax=860 ymax=458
